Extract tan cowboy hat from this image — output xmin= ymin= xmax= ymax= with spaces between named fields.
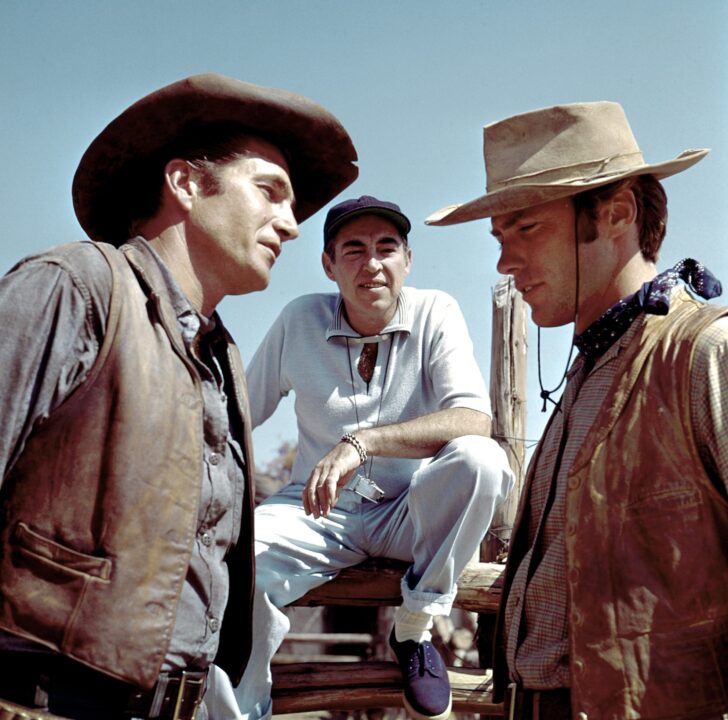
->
xmin=426 ymin=101 xmax=708 ymax=225
xmin=73 ymin=73 xmax=359 ymax=244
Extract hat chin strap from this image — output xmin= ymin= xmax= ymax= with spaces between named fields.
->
xmin=536 ymin=214 xmax=580 ymax=412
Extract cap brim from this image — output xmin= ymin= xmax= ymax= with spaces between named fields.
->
xmin=426 ymin=148 xmax=709 ymax=226
xmin=73 ymin=74 xmax=358 ymax=243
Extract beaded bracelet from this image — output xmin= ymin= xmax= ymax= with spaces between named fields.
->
xmin=340 ymin=433 xmax=367 ymax=466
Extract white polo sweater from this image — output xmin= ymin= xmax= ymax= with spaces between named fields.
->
xmin=246 ymin=287 xmax=491 ymax=498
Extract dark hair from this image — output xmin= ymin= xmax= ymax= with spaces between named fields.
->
xmin=126 ymin=124 xmax=259 ymax=237
xmin=572 ymin=174 xmax=668 ymax=262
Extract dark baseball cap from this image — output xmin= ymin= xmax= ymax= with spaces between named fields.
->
xmin=323 ymin=195 xmax=411 ymax=248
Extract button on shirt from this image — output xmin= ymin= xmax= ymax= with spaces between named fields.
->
xmin=166 ymin=293 xmax=246 ymax=671
xmin=0 ymin=238 xmax=246 ymax=672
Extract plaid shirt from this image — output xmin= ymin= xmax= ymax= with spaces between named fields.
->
xmin=503 ymin=294 xmax=728 ymax=689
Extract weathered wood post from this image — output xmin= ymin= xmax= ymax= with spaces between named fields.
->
xmin=478 ymin=275 xmax=527 ymax=666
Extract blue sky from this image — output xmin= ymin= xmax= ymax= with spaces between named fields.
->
xmin=2 ymin=0 xmax=726 ymax=468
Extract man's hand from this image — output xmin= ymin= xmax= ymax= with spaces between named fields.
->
xmin=302 ymin=408 xmax=490 ymax=518
xmin=303 ymin=441 xmax=362 ymax=518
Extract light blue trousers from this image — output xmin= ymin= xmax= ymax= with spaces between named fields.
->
xmin=211 ymin=435 xmax=513 ymax=720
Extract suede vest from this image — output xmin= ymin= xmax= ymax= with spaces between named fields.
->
xmin=0 ymin=242 xmax=255 ymax=689
xmin=496 ymin=290 xmax=728 ymax=719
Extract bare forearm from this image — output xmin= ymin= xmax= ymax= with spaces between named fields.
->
xmin=303 ymin=407 xmax=490 ymax=518
xmin=355 ymin=407 xmax=491 ymax=459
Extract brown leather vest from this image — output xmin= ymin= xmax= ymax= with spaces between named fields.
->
xmin=0 ymin=242 xmax=255 ymax=689
xmin=496 ymin=290 xmax=728 ymax=719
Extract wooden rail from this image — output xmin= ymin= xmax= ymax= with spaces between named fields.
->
xmin=272 ymin=558 xmax=506 ymax=715
xmin=272 ymin=662 xmax=502 ymax=714
xmin=288 ymin=557 xmax=505 ymax=613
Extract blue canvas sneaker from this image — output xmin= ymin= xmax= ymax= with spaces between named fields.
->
xmin=389 ymin=629 xmax=452 ymax=720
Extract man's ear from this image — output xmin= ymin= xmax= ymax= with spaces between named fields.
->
xmin=321 ymin=250 xmax=336 ymax=281
xmin=601 ymin=187 xmax=638 ymax=237
xmin=163 ymin=159 xmax=197 ymax=212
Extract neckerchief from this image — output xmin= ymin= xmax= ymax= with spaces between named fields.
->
xmin=574 ymin=258 xmax=722 ymax=363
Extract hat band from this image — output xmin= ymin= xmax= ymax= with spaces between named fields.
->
xmin=488 ymin=150 xmax=645 ymax=192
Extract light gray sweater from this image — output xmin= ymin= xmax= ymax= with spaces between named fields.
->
xmin=247 ymin=287 xmax=491 ymax=498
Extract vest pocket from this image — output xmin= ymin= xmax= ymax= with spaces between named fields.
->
xmin=12 ymin=522 xmax=112 ymax=581
xmin=0 ymin=522 xmax=114 ymax=653
xmin=623 ymin=485 xmax=701 ymax=523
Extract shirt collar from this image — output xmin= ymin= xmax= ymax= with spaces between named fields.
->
xmin=325 ymin=287 xmax=413 ymax=342
xmin=569 ymin=313 xmax=642 ymax=381
xmin=574 ymin=258 xmax=722 ymax=362
xmin=126 ymin=236 xmax=219 ymax=347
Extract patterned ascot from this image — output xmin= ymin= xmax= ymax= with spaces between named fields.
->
xmin=574 ymin=258 xmax=723 ymax=362
xmin=357 ymin=342 xmax=378 ymax=384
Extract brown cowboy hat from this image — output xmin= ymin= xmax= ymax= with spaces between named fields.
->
xmin=72 ymin=73 xmax=359 ymax=244
xmin=426 ymin=101 xmax=708 ymax=225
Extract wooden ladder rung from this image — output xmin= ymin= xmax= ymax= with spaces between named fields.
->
xmin=283 ymin=631 xmax=374 ymax=644
xmin=271 ymin=661 xmax=504 ymax=715
xmin=289 ymin=559 xmax=505 ymax=612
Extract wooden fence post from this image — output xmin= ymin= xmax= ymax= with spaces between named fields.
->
xmin=478 ymin=275 xmax=527 ymax=667
xmin=483 ymin=275 xmax=528 ymax=560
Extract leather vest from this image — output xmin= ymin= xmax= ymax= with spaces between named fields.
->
xmin=496 ymin=290 xmax=728 ymax=719
xmin=0 ymin=242 xmax=255 ymax=689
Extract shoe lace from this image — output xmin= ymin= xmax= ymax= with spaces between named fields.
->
xmin=409 ymin=642 xmax=439 ymax=677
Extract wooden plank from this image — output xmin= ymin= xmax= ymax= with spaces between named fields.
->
xmin=289 ymin=558 xmax=408 ymax=607
xmin=454 ymin=561 xmax=505 ymax=613
xmin=271 ymin=662 xmax=503 ymax=714
xmin=273 ymin=653 xmax=364 ymax=664
xmin=273 ymin=660 xmax=400 ymax=690
xmin=283 ymin=632 xmax=374 ymax=644
xmin=479 ymin=277 xmax=527 ymax=667
xmin=485 ymin=275 xmax=528 ymax=563
xmin=289 ymin=559 xmax=504 ymax=613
